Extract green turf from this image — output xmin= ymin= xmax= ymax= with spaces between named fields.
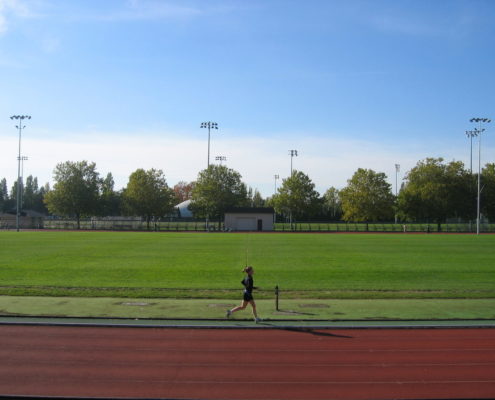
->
xmin=1 ymin=296 xmax=494 ymax=320
xmin=1 ymin=231 xmax=494 ymax=299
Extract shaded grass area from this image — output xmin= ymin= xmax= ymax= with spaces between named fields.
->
xmin=1 ymin=296 xmax=494 ymax=320
xmin=0 ymin=231 xmax=494 ymax=299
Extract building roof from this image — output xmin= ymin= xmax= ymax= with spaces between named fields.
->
xmin=175 ymin=199 xmax=193 ymax=218
xmin=225 ymin=207 xmax=274 ymax=214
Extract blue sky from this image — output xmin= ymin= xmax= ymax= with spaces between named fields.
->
xmin=1 ymin=0 xmax=495 ymax=197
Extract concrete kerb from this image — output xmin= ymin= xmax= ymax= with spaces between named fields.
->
xmin=1 ymin=316 xmax=495 ymax=329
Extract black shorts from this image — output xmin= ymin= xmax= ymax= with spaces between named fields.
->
xmin=243 ymin=291 xmax=254 ymax=302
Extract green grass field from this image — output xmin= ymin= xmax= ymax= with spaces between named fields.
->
xmin=0 ymin=231 xmax=494 ymax=300
xmin=1 ymin=296 xmax=494 ymax=320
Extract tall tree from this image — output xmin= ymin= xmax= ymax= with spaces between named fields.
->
xmin=44 ymin=161 xmax=102 ymax=229
xmin=340 ymin=168 xmax=395 ymax=223
xmin=9 ymin=180 xmax=20 ymax=211
xmin=251 ymin=189 xmax=265 ymax=207
xmin=246 ymin=187 xmax=265 ymax=207
xmin=122 ymin=168 xmax=174 ymax=229
xmin=482 ymin=163 xmax=495 ymax=222
xmin=397 ymin=158 xmax=474 ymax=228
xmin=23 ymin=175 xmax=38 ymax=210
xmin=190 ymin=165 xmax=248 ymax=227
xmin=173 ymin=181 xmax=195 ymax=203
xmin=322 ymin=186 xmax=342 ymax=220
xmin=0 ymin=178 xmax=8 ymax=212
xmin=101 ymin=172 xmax=121 ymax=216
xmin=271 ymin=171 xmax=320 ymax=222
xmin=34 ymin=182 xmax=49 ymax=215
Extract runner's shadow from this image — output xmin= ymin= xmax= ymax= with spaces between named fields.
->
xmin=259 ymin=323 xmax=353 ymax=338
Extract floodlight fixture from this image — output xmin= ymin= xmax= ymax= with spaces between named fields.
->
xmin=470 ymin=118 xmax=491 ymax=123
xmin=470 ymin=117 xmax=491 ymax=235
xmin=201 ymin=121 xmax=219 ymax=168
xmin=10 ymin=115 xmax=31 ymax=232
xmin=215 ymin=155 xmax=227 ymax=165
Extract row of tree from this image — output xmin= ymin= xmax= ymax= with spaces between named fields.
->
xmin=1 ymin=158 xmax=494 ymax=229
xmin=0 ymin=176 xmax=49 ymax=215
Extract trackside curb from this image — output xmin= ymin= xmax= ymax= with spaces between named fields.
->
xmin=1 ymin=316 xmax=495 ymax=329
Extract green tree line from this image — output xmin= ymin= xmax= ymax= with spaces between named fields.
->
xmin=2 ymin=158 xmax=494 ymax=229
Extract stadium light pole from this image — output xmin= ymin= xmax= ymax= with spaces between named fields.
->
xmin=465 ymin=130 xmax=478 ymax=174
xmin=470 ymin=117 xmax=491 ymax=235
xmin=273 ymin=174 xmax=280 ymax=225
xmin=215 ymin=155 xmax=226 ymax=165
xmin=465 ymin=129 xmax=478 ymax=233
xmin=288 ymin=150 xmax=298 ymax=230
xmin=289 ymin=150 xmax=298 ymax=176
xmin=201 ymin=121 xmax=218 ymax=168
xmin=10 ymin=115 xmax=31 ymax=232
xmin=18 ymin=156 xmax=28 ymax=211
xmin=395 ymin=164 xmax=400 ymax=224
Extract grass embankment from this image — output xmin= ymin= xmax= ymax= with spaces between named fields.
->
xmin=0 ymin=231 xmax=494 ymax=300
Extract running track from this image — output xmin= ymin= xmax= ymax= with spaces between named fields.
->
xmin=1 ymin=325 xmax=494 ymax=399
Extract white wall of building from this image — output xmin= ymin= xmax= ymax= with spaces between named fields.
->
xmin=224 ymin=212 xmax=274 ymax=231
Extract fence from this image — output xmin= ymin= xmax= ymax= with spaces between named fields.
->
xmin=3 ymin=217 xmax=495 ymax=233
xmin=274 ymin=222 xmax=495 ymax=233
xmin=41 ymin=219 xmax=213 ymax=232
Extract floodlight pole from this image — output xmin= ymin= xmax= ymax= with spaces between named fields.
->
xmin=289 ymin=149 xmax=298 ymax=176
xmin=465 ymin=130 xmax=478 ymax=174
xmin=470 ymin=117 xmax=491 ymax=235
xmin=18 ymin=156 xmax=28 ymax=211
xmin=215 ymin=155 xmax=226 ymax=165
xmin=395 ymin=164 xmax=400 ymax=224
xmin=288 ymin=150 xmax=298 ymax=230
xmin=10 ymin=115 xmax=31 ymax=232
xmin=273 ymin=174 xmax=279 ymax=224
xmin=200 ymin=121 xmax=218 ymax=231
xmin=201 ymin=121 xmax=219 ymax=168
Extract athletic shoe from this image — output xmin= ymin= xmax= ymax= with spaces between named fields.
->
xmin=255 ymin=318 xmax=262 ymax=324
xmin=226 ymin=310 xmax=232 ymax=318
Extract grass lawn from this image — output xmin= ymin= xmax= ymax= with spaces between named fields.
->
xmin=1 ymin=296 xmax=494 ymax=320
xmin=0 ymin=231 xmax=494 ymax=300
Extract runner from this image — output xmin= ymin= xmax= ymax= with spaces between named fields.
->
xmin=226 ymin=266 xmax=261 ymax=323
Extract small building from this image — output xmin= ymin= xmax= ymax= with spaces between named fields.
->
xmin=224 ymin=207 xmax=275 ymax=231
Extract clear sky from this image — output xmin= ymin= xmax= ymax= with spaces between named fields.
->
xmin=1 ymin=0 xmax=495 ymax=198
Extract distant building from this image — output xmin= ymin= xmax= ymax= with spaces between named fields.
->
xmin=224 ymin=207 xmax=274 ymax=231
xmin=176 ymin=199 xmax=193 ymax=218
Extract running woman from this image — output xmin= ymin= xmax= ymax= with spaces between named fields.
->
xmin=226 ymin=266 xmax=261 ymax=323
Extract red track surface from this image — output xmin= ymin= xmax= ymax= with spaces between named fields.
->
xmin=1 ymin=325 xmax=495 ymax=400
